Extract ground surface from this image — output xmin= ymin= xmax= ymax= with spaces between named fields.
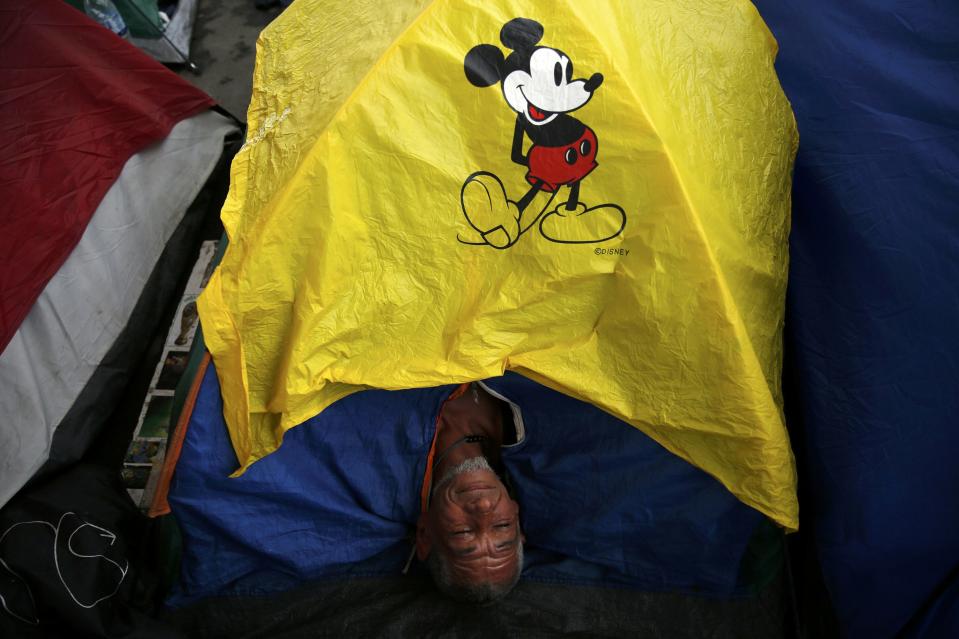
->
xmin=176 ymin=0 xmax=284 ymax=119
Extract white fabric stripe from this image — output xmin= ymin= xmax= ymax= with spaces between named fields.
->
xmin=0 ymin=111 xmax=237 ymax=508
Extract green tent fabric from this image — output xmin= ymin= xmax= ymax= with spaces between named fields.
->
xmin=66 ymin=0 xmax=163 ymax=39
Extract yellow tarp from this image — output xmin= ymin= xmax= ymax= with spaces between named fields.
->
xmin=199 ymin=0 xmax=799 ymax=530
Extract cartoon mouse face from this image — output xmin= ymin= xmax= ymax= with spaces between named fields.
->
xmin=465 ymin=18 xmax=603 ymax=126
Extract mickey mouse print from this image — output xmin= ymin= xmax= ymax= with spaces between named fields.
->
xmin=458 ymin=17 xmax=626 ymax=249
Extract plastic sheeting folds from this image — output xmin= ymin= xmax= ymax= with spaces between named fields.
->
xmin=198 ymin=0 xmax=799 ymax=529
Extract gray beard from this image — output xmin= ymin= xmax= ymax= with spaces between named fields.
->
xmin=433 ymin=456 xmax=493 ymax=493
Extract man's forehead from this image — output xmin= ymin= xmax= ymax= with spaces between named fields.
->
xmin=452 ymin=535 xmax=519 ymax=557
xmin=447 ymin=539 xmax=520 ymax=571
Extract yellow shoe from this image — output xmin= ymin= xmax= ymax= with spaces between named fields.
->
xmin=539 ymin=201 xmax=626 ymax=244
xmin=460 ymin=172 xmax=521 ymax=249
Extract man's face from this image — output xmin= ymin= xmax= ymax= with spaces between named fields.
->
xmin=417 ymin=465 xmax=523 ymax=587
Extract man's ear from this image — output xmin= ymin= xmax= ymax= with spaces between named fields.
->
xmin=415 ymin=513 xmax=432 ymax=561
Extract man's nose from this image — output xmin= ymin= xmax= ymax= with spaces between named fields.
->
xmin=464 ymin=492 xmax=496 ymax=513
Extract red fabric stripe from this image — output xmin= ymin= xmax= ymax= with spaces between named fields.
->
xmin=0 ymin=0 xmax=215 ymax=352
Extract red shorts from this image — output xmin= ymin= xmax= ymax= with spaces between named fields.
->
xmin=525 ymin=127 xmax=598 ymax=192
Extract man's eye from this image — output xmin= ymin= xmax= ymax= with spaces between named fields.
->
xmin=452 ymin=530 xmax=470 ymax=537
xmin=494 ymin=522 xmax=512 ymax=529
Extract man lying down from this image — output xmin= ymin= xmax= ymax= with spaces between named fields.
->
xmin=167 ymin=366 xmax=769 ymax=606
xmin=416 ymin=383 xmax=524 ymax=602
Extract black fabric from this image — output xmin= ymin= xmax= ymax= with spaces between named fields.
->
xmin=0 ymin=465 xmax=183 ymax=638
xmin=162 ymin=571 xmax=791 ymax=639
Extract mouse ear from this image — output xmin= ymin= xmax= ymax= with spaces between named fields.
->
xmin=500 ymin=17 xmax=543 ymax=50
xmin=464 ymin=44 xmax=504 ymax=87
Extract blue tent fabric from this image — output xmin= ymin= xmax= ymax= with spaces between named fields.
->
xmin=167 ymin=366 xmax=457 ymax=605
xmin=167 ymin=365 xmax=765 ymax=606
xmin=753 ymin=2 xmax=959 ymax=636
xmin=487 ymin=374 xmax=764 ymax=595
xmin=901 ymin=575 xmax=959 ymax=639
